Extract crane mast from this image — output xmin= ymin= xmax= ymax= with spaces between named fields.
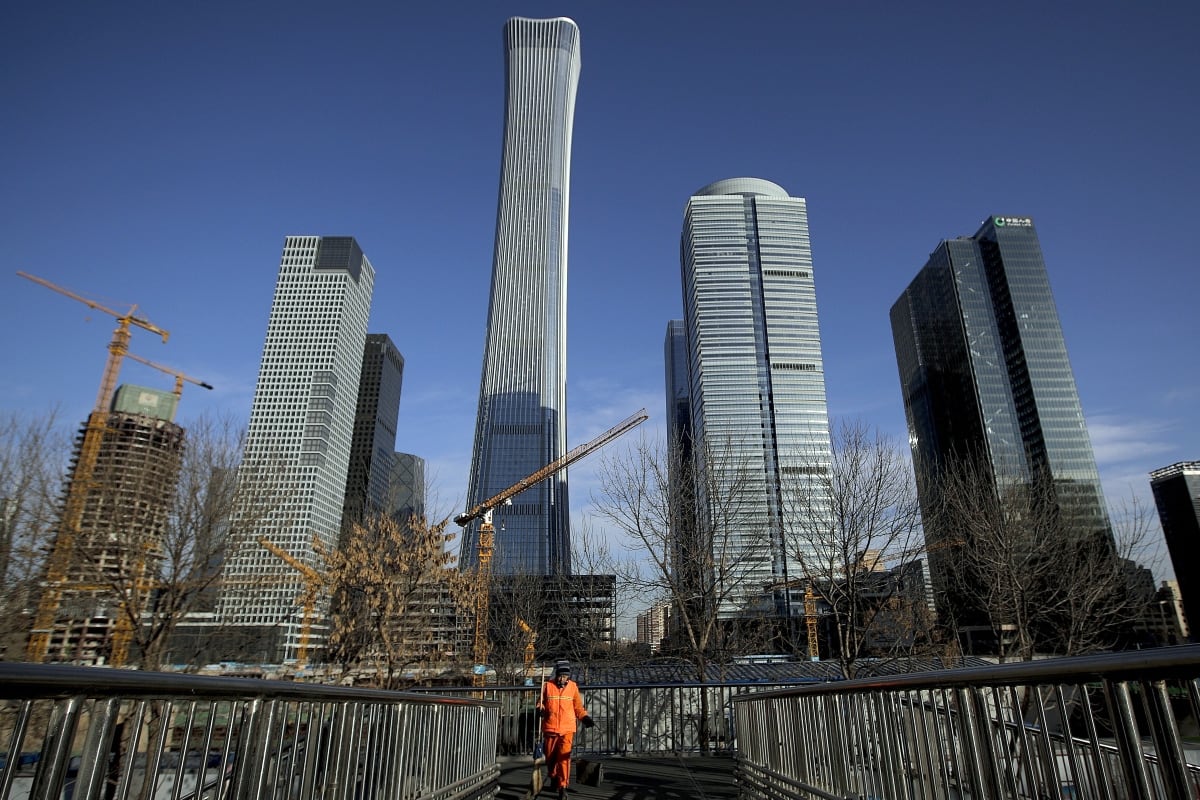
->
xmin=463 ymin=408 xmax=648 ymax=685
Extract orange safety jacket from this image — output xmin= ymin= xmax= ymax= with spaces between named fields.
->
xmin=538 ymin=678 xmax=587 ymax=734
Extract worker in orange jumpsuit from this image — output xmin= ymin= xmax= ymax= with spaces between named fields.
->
xmin=536 ymin=660 xmax=594 ymax=799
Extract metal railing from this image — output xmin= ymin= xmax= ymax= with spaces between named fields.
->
xmin=733 ymin=644 xmax=1200 ymax=800
xmin=422 ymin=681 xmax=818 ymax=756
xmin=0 ymin=663 xmax=499 ymax=800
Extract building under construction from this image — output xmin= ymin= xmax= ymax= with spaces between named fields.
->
xmin=41 ymin=385 xmax=184 ymax=664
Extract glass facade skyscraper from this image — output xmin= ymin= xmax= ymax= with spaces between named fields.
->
xmin=341 ymin=333 xmax=404 ymax=533
xmin=891 ymin=216 xmax=1112 ymax=632
xmin=664 ymin=319 xmax=692 ymax=461
xmin=217 ymin=236 xmax=374 ymax=663
xmin=390 ymin=452 xmax=426 ymax=525
xmin=463 ymin=17 xmax=580 ymax=576
xmin=680 ymin=178 xmax=833 ymax=615
xmin=1150 ymin=462 xmax=1200 ymax=637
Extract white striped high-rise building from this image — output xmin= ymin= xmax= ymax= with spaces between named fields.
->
xmin=216 ymin=236 xmax=374 ymax=663
xmin=680 ymin=178 xmax=833 ymax=616
xmin=463 ymin=17 xmax=581 ymax=576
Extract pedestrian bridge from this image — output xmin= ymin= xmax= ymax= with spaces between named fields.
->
xmin=3 ymin=645 xmax=1200 ymax=800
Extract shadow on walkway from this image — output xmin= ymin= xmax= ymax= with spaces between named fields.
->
xmin=496 ymin=754 xmax=741 ymax=800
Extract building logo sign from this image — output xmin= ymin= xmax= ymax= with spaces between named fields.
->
xmin=994 ymin=216 xmax=1032 ymax=228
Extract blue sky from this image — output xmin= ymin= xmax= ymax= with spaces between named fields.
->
xmin=3 ymin=1 xmax=1197 ymax=585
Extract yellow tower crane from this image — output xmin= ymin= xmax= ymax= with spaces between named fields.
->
xmin=804 ymin=584 xmax=820 ymax=661
xmin=455 ymin=408 xmax=649 ymax=686
xmin=19 ymin=271 xmax=171 ymax=664
xmin=258 ymin=537 xmax=325 ymax=669
xmin=17 ymin=271 xmax=170 ymax=411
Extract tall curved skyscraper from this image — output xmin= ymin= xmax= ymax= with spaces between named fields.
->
xmin=463 ymin=17 xmax=580 ymax=576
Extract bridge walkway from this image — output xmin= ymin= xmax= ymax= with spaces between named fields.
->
xmin=495 ymin=754 xmax=741 ymax=800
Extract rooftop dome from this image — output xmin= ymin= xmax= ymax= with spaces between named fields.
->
xmin=693 ymin=177 xmax=788 ymax=198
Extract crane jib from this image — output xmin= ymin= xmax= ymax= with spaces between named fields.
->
xmin=454 ymin=408 xmax=648 ymax=527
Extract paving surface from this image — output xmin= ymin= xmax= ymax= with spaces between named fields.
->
xmin=495 ymin=754 xmax=742 ymax=800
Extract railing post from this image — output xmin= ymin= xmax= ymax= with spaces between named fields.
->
xmin=72 ymin=697 xmax=121 ymax=800
xmin=954 ymin=686 xmax=1005 ymax=800
xmin=29 ymin=696 xmax=84 ymax=800
xmin=0 ymin=701 xmax=35 ymax=800
xmin=1106 ymin=679 xmax=1155 ymax=799
xmin=228 ymin=698 xmax=267 ymax=800
xmin=875 ymin=691 xmax=908 ymax=798
xmin=1146 ymin=679 xmax=1192 ymax=800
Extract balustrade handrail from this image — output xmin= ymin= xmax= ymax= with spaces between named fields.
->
xmin=732 ymin=645 xmax=1200 ymax=800
xmin=732 ymin=643 xmax=1200 ymax=703
xmin=0 ymin=662 xmax=497 ymax=707
xmin=1 ymin=663 xmax=500 ymax=800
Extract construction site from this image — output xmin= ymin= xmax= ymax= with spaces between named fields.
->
xmin=16 ymin=268 xmax=648 ymax=677
xmin=18 ymin=272 xmax=212 ymax=667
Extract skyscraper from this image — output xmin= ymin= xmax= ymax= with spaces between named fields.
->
xmin=664 ymin=319 xmax=692 ymax=459
xmin=664 ymin=319 xmax=702 ymax=611
xmin=341 ymin=333 xmax=404 ymax=533
xmin=1150 ymin=461 xmax=1200 ymax=637
xmin=390 ymin=452 xmax=426 ymax=524
xmin=891 ymin=216 xmax=1112 ymax=638
xmin=39 ymin=385 xmax=184 ymax=665
xmin=679 ymin=178 xmax=833 ymax=615
xmin=216 ymin=235 xmax=374 ymax=663
xmin=463 ymin=17 xmax=581 ymax=576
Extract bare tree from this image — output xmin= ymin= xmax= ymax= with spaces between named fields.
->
xmin=473 ymin=518 xmax=629 ymax=684
xmin=564 ymin=516 xmax=635 ymax=666
xmin=0 ymin=410 xmax=71 ymax=659
xmin=592 ymin=433 xmax=767 ymax=752
xmin=1043 ymin=493 xmax=1161 ymax=655
xmin=931 ymin=456 xmax=1148 ymax=660
xmin=781 ymin=420 xmax=931 ymax=677
xmin=487 ymin=571 xmax=547 ymax=683
xmin=126 ymin=415 xmax=286 ymax=669
xmin=594 ymin=434 xmax=768 ymax=667
xmin=324 ymin=512 xmax=477 ymax=688
xmin=931 ymin=456 xmax=1059 ymax=661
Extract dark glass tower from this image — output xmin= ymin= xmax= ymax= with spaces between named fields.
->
xmin=891 ymin=216 xmax=1112 ymax=629
xmin=664 ymin=320 xmax=693 ymax=464
xmin=1150 ymin=462 xmax=1200 ymax=637
xmin=390 ymin=452 xmax=426 ymax=524
xmin=463 ymin=18 xmax=581 ymax=576
xmin=341 ymin=334 xmax=404 ymax=534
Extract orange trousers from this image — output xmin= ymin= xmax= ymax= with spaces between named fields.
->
xmin=543 ymin=731 xmax=575 ymax=789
